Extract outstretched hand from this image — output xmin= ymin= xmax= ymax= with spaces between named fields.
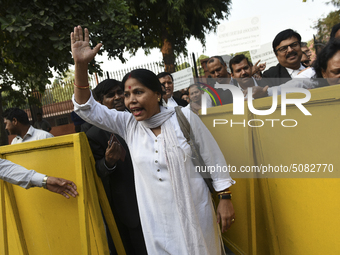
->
xmin=70 ymin=25 xmax=102 ymax=65
xmin=46 ymin=177 xmax=78 ymax=199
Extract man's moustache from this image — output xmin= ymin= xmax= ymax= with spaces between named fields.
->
xmin=286 ymin=52 xmax=297 ymax=59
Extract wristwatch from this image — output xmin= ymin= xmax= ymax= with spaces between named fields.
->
xmin=218 ymin=194 xmax=232 ymax=200
xmin=42 ymin=175 xmax=48 ymax=189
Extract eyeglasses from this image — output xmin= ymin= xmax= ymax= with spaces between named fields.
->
xmin=276 ymin=41 xmax=300 ymax=54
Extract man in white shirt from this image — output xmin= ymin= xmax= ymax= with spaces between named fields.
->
xmin=157 ymin=72 xmax=188 ymax=107
xmin=0 ymin=158 xmax=77 ymax=198
xmin=3 ymin=108 xmax=54 ymax=144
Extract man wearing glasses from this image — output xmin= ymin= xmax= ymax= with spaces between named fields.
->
xmin=261 ymin=29 xmax=306 ymax=87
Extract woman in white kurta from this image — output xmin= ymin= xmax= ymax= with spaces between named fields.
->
xmin=71 ymin=26 xmax=235 ymax=254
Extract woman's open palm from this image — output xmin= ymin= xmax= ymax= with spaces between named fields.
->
xmin=70 ymin=25 xmax=102 ymax=64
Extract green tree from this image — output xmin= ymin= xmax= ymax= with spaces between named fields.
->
xmin=0 ymin=0 xmax=140 ymax=144
xmin=314 ymin=0 xmax=340 ymax=43
xmin=127 ymin=0 xmax=232 ymax=72
xmin=175 ymin=62 xmax=191 ymax=71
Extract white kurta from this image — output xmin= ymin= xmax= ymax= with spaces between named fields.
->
xmin=73 ymin=94 xmax=235 ymax=254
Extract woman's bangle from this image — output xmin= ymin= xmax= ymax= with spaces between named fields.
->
xmin=74 ymin=83 xmax=90 ymax=89
xmin=217 ymin=191 xmax=232 ymax=196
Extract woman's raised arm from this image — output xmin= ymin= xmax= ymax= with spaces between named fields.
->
xmin=70 ymin=25 xmax=102 ymax=104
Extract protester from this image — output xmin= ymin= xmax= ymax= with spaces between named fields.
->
xmin=207 ymin=56 xmax=231 ymax=84
xmin=0 ymin=158 xmax=78 ymax=198
xmin=181 ymin=91 xmax=190 ymax=104
xmin=185 ymin=84 xmax=204 ymax=114
xmin=33 ymin=112 xmax=52 ymax=132
xmin=301 ymin=51 xmax=311 ymax=67
xmin=71 ymin=25 xmax=235 ymax=255
xmin=251 ymin=38 xmax=340 ymax=98
xmin=229 ymin=54 xmax=260 ymax=97
xmin=313 ymin=38 xmax=340 ymax=86
xmin=86 ymin=79 xmax=147 ymax=255
xmin=3 ymin=108 xmax=54 ymax=144
xmin=157 ymin=72 xmax=188 ymax=107
xmin=262 ymin=29 xmax=306 ymax=87
xmin=301 ymin=42 xmax=312 ymax=60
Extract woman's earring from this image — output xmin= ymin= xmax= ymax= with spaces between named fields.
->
xmin=158 ymin=98 xmax=160 ymax=102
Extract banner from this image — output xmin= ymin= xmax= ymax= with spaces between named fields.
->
xmin=172 ymin=67 xmax=194 ymax=91
xmin=250 ymin=42 xmax=278 ymax=70
xmin=217 ymin=16 xmax=261 ymax=55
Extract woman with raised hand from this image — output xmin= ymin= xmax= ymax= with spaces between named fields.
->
xmin=71 ymin=25 xmax=235 ymax=255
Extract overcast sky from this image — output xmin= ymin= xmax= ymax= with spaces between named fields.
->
xmin=95 ymin=0 xmax=337 ymax=72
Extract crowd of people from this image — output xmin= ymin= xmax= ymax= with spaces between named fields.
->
xmin=1 ymin=22 xmax=339 ymax=255
xmin=171 ymin=25 xmax=340 ymax=114
xmin=71 ymin=23 xmax=339 ymax=255
xmin=69 ymin=21 xmax=340 ymax=254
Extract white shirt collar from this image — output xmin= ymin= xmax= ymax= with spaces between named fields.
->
xmin=166 ymin=96 xmax=178 ymax=107
xmin=14 ymin=125 xmax=34 ymax=141
xmin=286 ymin=64 xmax=305 ymax=78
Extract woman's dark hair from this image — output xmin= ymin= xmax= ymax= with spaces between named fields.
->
xmin=92 ymin=79 xmax=122 ymax=102
xmin=313 ymin=38 xmax=340 ymax=86
xmin=122 ymin=69 xmax=164 ymax=105
xmin=330 ymin=23 xmax=340 ymax=39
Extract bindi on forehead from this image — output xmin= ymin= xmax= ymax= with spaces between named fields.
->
xmin=128 ymin=86 xmax=131 ymax=89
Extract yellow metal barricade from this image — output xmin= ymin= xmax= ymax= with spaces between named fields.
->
xmin=1 ymin=85 xmax=339 ymax=255
xmin=0 ymin=133 xmax=126 ymax=255
xmin=201 ymin=85 xmax=340 ymax=255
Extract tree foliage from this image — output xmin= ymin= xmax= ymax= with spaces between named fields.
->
xmin=197 ymin=54 xmax=209 ymax=76
xmin=0 ymin=0 xmax=140 ymax=144
xmin=0 ymin=0 xmax=139 ymax=93
xmin=314 ymin=0 xmax=340 ymax=43
xmin=126 ymin=0 xmax=232 ymax=72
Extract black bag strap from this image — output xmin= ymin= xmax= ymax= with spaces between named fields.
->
xmin=174 ymin=106 xmax=215 ymax=194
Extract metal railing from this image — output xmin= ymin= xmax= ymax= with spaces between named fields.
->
xmin=24 ymin=53 xmax=199 ymax=121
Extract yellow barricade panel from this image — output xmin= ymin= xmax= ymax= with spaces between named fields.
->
xmin=0 ymin=133 xmax=125 ymax=255
xmin=201 ymin=85 xmax=340 ymax=255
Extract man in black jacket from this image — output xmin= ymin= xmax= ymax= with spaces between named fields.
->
xmin=261 ymin=29 xmax=305 ymax=87
xmin=86 ymin=79 xmax=147 ymax=255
